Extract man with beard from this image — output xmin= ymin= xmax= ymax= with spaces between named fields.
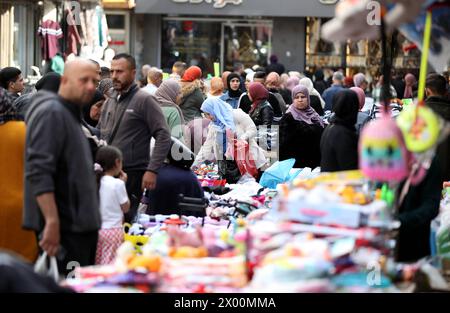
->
xmin=97 ymin=54 xmax=171 ymax=222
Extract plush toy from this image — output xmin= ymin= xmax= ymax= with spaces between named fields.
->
xmin=359 ymin=113 xmax=410 ymax=183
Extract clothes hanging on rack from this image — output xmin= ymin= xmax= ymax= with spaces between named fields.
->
xmin=78 ymin=5 xmax=109 ymax=59
xmin=37 ymin=20 xmax=63 ymax=61
xmin=64 ymin=9 xmax=82 ymax=57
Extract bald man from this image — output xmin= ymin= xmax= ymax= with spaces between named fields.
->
xmin=142 ymin=67 xmax=163 ymax=95
xmin=266 ymin=72 xmax=287 ymax=115
xmin=24 ymin=58 xmax=101 ymax=275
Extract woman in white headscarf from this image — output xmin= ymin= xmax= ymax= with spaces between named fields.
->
xmin=299 ymin=77 xmax=325 ymax=116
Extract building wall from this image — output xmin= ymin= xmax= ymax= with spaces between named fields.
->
xmin=141 ymin=14 xmax=161 ymax=68
xmin=272 ymin=17 xmax=306 ymax=73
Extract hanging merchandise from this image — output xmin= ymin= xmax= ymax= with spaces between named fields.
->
xmin=359 ymin=17 xmax=410 ymax=184
xmin=397 ymin=9 xmax=446 ymax=153
xmin=37 ymin=20 xmax=63 ymax=61
xmin=64 ymin=8 xmax=82 ymax=58
xmin=78 ymin=4 xmax=110 ymax=61
xmin=359 ymin=113 xmax=411 ymax=183
xmin=397 ymin=1 xmax=450 ymax=72
xmin=50 ymin=54 xmax=65 ymax=75
xmin=396 ymin=9 xmax=450 ymax=188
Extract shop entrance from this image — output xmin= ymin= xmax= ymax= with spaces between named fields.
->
xmin=221 ymin=21 xmax=272 ymax=71
xmin=161 ymin=17 xmax=272 ymax=75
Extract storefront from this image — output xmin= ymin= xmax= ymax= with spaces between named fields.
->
xmin=133 ymin=0 xmax=336 ymax=74
xmin=0 ymin=0 xmax=42 ymax=77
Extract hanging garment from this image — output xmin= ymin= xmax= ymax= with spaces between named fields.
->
xmin=37 ymin=20 xmax=63 ymax=61
xmin=65 ymin=9 xmax=82 ymax=57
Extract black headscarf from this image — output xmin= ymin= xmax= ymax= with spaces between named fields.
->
xmin=35 ymin=72 xmax=61 ymax=93
xmin=227 ymin=73 xmax=243 ymax=98
xmin=330 ymin=89 xmax=359 ymax=130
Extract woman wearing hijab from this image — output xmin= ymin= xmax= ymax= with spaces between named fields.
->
xmin=350 ymin=86 xmax=371 ymax=135
xmin=193 ymin=97 xmax=267 ymax=181
xmin=248 ymin=82 xmax=274 ymax=126
xmin=299 ymin=77 xmax=325 ymax=116
xmin=179 ymin=66 xmax=205 ymax=123
xmin=403 ymin=73 xmax=417 ymax=99
xmin=279 ymin=85 xmax=324 ymax=168
xmin=193 ymin=97 xmax=238 ymax=182
xmin=221 ymin=73 xmax=243 ymax=109
xmin=155 ymin=79 xmax=185 ymax=140
xmin=320 ymin=89 xmax=360 ymax=172
xmin=0 ymin=87 xmax=38 ymax=262
xmin=146 ymin=81 xmax=203 ymax=216
xmin=237 ymin=72 xmax=255 ymax=114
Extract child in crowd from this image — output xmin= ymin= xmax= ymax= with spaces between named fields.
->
xmin=94 ymin=146 xmax=130 ymax=265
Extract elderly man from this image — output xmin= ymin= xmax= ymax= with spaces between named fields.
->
xmin=24 ymin=59 xmax=101 ymax=274
xmin=266 ymin=72 xmax=287 ymax=115
xmin=98 ymin=54 xmax=171 ymax=222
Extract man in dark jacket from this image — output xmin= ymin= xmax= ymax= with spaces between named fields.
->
xmin=322 ymin=72 xmax=345 ymax=112
xmin=266 ymin=54 xmax=285 ymax=76
xmin=98 ymin=54 xmax=172 ymax=222
xmin=395 ymin=157 xmax=442 ymax=262
xmin=23 ymin=59 xmax=101 ymax=275
xmin=0 ymin=67 xmax=25 ymax=101
xmin=425 ymin=73 xmax=450 ymax=181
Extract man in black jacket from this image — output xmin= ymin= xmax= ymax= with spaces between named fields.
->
xmin=98 ymin=54 xmax=171 ymax=222
xmin=425 ymin=73 xmax=450 ymax=181
xmin=24 ymin=59 xmax=101 ymax=275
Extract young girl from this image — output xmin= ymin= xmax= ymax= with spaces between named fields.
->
xmin=94 ymin=146 xmax=130 ymax=265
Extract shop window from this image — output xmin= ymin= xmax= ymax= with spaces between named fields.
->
xmin=161 ymin=19 xmax=221 ymax=75
xmin=223 ymin=22 xmax=272 ymax=71
xmin=306 ymin=17 xmax=342 ymax=69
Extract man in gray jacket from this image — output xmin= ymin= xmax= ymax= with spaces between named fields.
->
xmin=24 ymin=59 xmax=101 ymax=275
xmin=98 ymin=54 xmax=171 ymax=222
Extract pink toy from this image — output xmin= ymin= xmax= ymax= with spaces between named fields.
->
xmin=359 ymin=112 xmax=410 ymax=183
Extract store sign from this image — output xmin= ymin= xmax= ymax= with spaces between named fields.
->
xmin=319 ymin=0 xmax=339 ymax=4
xmin=172 ymin=0 xmax=243 ymax=9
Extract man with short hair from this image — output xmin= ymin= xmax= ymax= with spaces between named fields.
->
xmin=170 ymin=61 xmax=187 ymax=81
xmin=142 ymin=67 xmax=163 ymax=95
xmin=322 ymin=72 xmax=345 ymax=111
xmin=0 ymin=67 xmax=25 ymax=100
xmin=98 ymin=54 xmax=171 ymax=222
xmin=425 ymin=73 xmax=450 ymax=181
xmin=23 ymin=59 xmax=101 ymax=274
xmin=353 ymin=73 xmax=368 ymax=91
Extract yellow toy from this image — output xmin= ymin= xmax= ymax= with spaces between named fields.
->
xmin=123 ymin=223 xmax=150 ymax=254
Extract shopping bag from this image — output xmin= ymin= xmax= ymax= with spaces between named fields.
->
xmin=34 ymin=252 xmax=59 ymax=282
xmin=234 ymin=139 xmax=258 ymax=178
xmin=259 ymin=158 xmax=296 ymax=189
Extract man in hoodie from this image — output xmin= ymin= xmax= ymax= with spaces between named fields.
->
xmin=23 ymin=59 xmax=101 ymax=274
xmin=97 ymin=53 xmax=171 ymax=222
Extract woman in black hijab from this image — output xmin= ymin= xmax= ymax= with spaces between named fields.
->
xmin=320 ymin=89 xmax=360 ymax=172
xmin=220 ymin=73 xmax=243 ymax=109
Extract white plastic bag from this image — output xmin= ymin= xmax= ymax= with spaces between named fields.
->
xmin=34 ymin=252 xmax=59 ymax=282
